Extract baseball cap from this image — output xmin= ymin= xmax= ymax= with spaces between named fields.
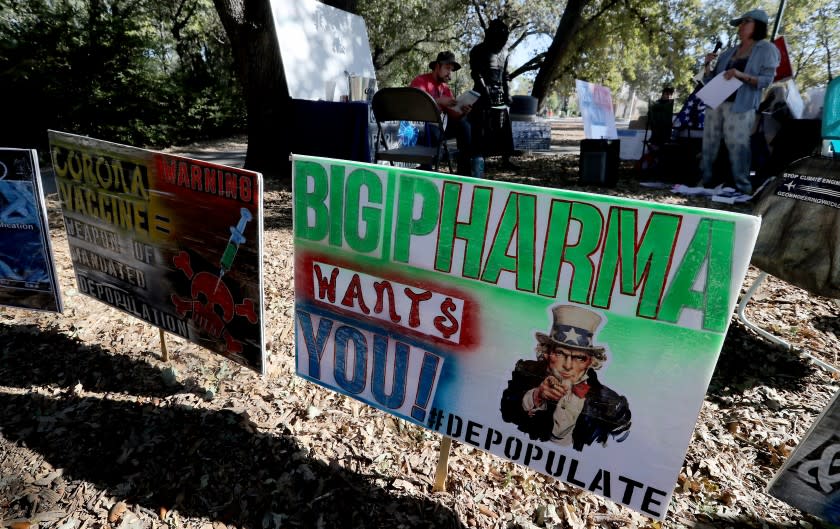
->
xmin=730 ymin=8 xmax=769 ymax=26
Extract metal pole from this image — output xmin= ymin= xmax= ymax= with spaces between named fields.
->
xmin=771 ymin=0 xmax=787 ymax=40
xmin=737 ymin=271 xmax=839 ymax=375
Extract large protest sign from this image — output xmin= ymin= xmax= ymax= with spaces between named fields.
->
xmin=0 ymin=148 xmax=62 ymax=312
xmin=48 ymin=131 xmax=265 ymax=373
xmin=576 ymin=80 xmax=618 ymax=140
xmin=292 ymin=155 xmax=760 ymax=518
xmin=768 ymin=390 xmax=840 ymax=524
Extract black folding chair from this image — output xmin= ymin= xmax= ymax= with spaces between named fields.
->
xmin=370 ymin=87 xmax=453 ymax=172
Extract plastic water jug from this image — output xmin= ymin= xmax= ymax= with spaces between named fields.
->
xmin=471 ymin=157 xmax=485 ymax=179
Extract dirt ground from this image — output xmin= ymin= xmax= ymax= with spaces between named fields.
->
xmin=2 ymin=130 xmax=839 ymax=529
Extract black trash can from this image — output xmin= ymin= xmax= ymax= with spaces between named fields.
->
xmin=580 ymin=139 xmax=620 ymax=187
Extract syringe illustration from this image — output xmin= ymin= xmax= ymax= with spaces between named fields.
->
xmin=217 ymin=207 xmax=253 ymax=286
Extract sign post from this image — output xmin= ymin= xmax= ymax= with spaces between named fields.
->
xmin=433 ymin=437 xmax=453 ymax=492
xmin=159 ymin=328 xmax=169 ymax=362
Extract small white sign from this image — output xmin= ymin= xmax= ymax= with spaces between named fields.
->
xmin=269 ymin=0 xmax=376 ymax=102
xmin=576 ymin=80 xmax=618 ymax=139
xmin=617 ymin=129 xmax=647 ymax=160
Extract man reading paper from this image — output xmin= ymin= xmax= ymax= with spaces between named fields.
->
xmin=410 ymin=51 xmax=474 ymax=176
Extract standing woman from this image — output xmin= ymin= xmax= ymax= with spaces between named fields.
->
xmin=700 ymin=8 xmax=779 ymax=195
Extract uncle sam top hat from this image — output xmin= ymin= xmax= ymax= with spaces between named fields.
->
xmin=536 ymin=305 xmax=607 ymax=361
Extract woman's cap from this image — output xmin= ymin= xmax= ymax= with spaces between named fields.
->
xmin=730 ymin=8 xmax=769 ymax=26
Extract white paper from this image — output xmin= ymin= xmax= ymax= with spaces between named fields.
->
xmin=453 ymin=90 xmax=480 ymax=112
xmin=696 ymin=72 xmax=742 ymax=109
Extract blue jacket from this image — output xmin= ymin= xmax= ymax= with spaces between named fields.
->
xmin=705 ymin=39 xmax=780 ymax=113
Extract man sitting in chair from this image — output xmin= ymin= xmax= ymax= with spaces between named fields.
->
xmin=410 ymin=51 xmax=473 ymax=176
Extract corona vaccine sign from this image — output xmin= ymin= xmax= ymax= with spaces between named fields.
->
xmin=49 ymin=131 xmax=265 ymax=373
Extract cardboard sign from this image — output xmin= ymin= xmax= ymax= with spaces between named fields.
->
xmin=617 ymin=129 xmax=648 ymax=160
xmin=784 ymin=78 xmax=805 ymax=120
xmin=769 ymin=390 xmax=840 ymax=524
xmin=292 ymin=155 xmax=761 ymax=518
xmin=269 ymin=0 xmax=376 ymax=102
xmin=0 ymin=148 xmax=62 ymax=312
xmin=512 ymin=121 xmax=551 ymax=151
xmin=48 ymin=131 xmax=265 ymax=373
xmin=576 ymin=80 xmax=618 ymax=139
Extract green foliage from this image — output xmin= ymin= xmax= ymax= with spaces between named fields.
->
xmin=358 ymin=0 xmax=838 ymax=109
xmin=0 ymin=0 xmax=243 ymax=150
xmin=776 ymin=0 xmax=839 ymax=89
xmin=525 ymin=0 xmax=716 ymax=104
xmin=358 ymin=0 xmax=472 ymax=88
xmin=650 ymin=0 xmax=839 ymax=93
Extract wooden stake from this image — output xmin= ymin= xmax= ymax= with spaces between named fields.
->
xmin=433 ymin=436 xmax=452 ymax=492
xmin=159 ymin=328 xmax=169 ymax=362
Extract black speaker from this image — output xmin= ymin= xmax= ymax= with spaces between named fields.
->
xmin=580 ymin=139 xmax=620 ymax=186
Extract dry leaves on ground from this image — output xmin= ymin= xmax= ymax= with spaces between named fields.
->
xmin=2 ymin=132 xmax=839 ymax=529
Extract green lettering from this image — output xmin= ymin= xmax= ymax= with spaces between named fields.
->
xmin=393 ymin=176 xmax=440 ymax=262
xmin=435 ymin=183 xmax=491 ymax=278
xmin=563 ymin=202 xmax=603 ymax=304
xmin=591 ymin=209 xmax=680 ymax=317
xmin=658 ymin=218 xmax=735 ymax=331
xmin=329 ymin=165 xmax=345 ymax=246
xmin=632 ymin=213 xmax=681 ymax=317
xmin=293 ymin=161 xmax=330 ymax=241
xmin=537 ymin=200 xmax=572 ymax=297
xmin=591 ymin=207 xmax=628 ymax=308
xmin=343 ymin=168 xmax=383 ymax=253
xmin=481 ymin=193 xmax=536 ymax=291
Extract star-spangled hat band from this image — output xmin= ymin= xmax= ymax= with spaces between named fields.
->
xmin=536 ymin=305 xmax=606 ymax=360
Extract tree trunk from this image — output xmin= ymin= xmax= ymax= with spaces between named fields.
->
xmin=530 ymin=0 xmax=591 ymax=109
xmin=213 ymin=0 xmax=291 ymax=178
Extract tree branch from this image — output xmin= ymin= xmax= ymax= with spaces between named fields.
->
xmin=510 ymin=52 xmax=546 ymax=78
xmin=471 ymin=0 xmax=487 ymax=29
